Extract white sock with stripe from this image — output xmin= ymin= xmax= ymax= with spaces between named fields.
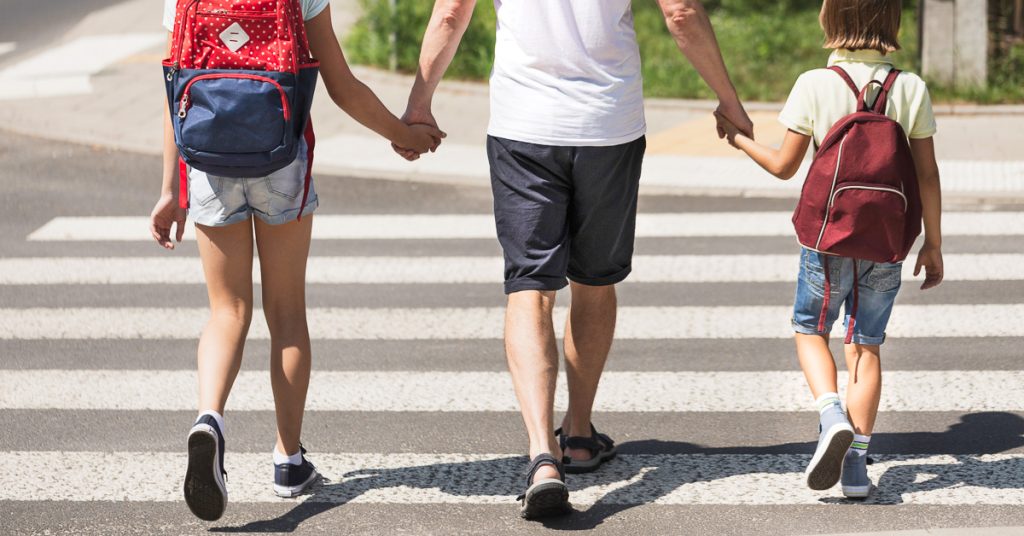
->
xmin=815 ymin=392 xmax=842 ymax=414
xmin=850 ymin=434 xmax=871 ymax=456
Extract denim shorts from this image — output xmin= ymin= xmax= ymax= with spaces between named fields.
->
xmin=792 ymin=248 xmax=902 ymax=345
xmin=186 ymin=138 xmax=318 ymax=227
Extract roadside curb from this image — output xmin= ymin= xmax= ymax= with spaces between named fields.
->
xmin=805 ymin=527 xmax=1024 ymax=536
xmin=4 ymin=124 xmax=1021 ymax=207
xmin=645 ymin=97 xmax=1024 ymax=116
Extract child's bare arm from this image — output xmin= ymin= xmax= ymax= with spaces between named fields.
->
xmin=151 ymin=33 xmax=186 ymax=250
xmin=716 ymin=112 xmax=810 ymax=180
xmin=305 ymin=7 xmax=444 ymax=153
xmin=910 ymin=136 xmax=943 ymax=289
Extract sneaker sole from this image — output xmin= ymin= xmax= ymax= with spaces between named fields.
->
xmin=184 ymin=426 xmax=227 ymax=521
xmin=520 ymin=479 xmax=571 ymax=520
xmin=805 ymin=424 xmax=854 ymax=491
xmin=274 ymin=471 xmax=322 ymax=498
xmin=842 ymin=484 xmax=871 ymax=499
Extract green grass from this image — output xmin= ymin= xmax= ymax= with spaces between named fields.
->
xmin=344 ymin=1 xmax=1023 ymax=104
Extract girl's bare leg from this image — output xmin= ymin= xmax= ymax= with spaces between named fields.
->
xmin=255 ymin=215 xmax=314 ymax=456
xmin=195 ymin=219 xmax=255 ymax=414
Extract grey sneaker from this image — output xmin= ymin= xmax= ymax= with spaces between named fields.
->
xmin=805 ymin=406 xmax=854 ymax=490
xmin=841 ymin=451 xmax=872 ymax=498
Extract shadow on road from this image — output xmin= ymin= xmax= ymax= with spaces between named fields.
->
xmin=210 ymin=411 xmax=1024 ymax=533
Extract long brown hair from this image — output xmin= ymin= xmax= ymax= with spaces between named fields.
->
xmin=819 ymin=0 xmax=902 ymax=53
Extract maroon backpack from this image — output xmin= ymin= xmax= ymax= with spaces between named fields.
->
xmin=792 ymin=66 xmax=922 ymax=265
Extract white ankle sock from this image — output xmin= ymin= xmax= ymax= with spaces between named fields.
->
xmin=273 ymin=448 xmax=302 ymax=466
xmin=197 ymin=410 xmax=225 ymax=437
xmin=851 ymin=434 xmax=871 ymax=456
xmin=815 ymin=392 xmax=842 ymax=414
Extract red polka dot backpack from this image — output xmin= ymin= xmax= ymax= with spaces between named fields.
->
xmin=162 ymin=0 xmax=319 ymax=214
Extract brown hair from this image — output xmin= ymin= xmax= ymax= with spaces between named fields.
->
xmin=819 ymin=0 xmax=902 ymax=53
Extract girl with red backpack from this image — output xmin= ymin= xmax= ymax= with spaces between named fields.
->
xmin=149 ymin=0 xmax=444 ymax=521
xmin=717 ymin=0 xmax=944 ymax=499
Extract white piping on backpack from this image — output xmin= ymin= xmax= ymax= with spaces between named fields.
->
xmin=814 ymin=134 xmax=847 ymax=250
xmin=830 ymin=185 xmax=908 ymax=212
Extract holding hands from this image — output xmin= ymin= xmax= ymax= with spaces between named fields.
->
xmin=392 ymin=105 xmax=445 ymax=161
xmin=393 ymin=118 xmax=446 ymax=161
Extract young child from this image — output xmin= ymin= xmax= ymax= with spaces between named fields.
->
xmin=149 ymin=0 xmax=443 ymax=521
xmin=717 ymin=0 xmax=944 ymax=498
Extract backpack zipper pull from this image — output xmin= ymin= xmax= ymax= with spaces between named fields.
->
xmin=178 ymin=94 xmax=190 ymax=118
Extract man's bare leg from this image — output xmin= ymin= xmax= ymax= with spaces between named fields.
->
xmin=561 ymin=281 xmax=617 ymax=461
xmin=505 ymin=290 xmax=561 ymax=481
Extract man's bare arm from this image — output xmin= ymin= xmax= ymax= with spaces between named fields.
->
xmin=405 ymin=0 xmax=477 ymax=119
xmin=656 ymin=0 xmax=752 ymax=137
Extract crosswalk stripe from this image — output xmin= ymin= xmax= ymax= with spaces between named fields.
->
xmin=2 ymin=370 xmax=1021 ymax=411
xmin=1 ymin=305 xmax=1019 ymax=340
xmin=0 ymin=34 xmax=166 ymax=100
xmin=25 ymin=212 xmax=1024 ymax=241
xmin=2 ymin=451 xmax=1020 ymax=504
xmin=1 ymin=254 xmax=1021 ymax=285
xmin=0 ymin=43 xmax=15 ymax=58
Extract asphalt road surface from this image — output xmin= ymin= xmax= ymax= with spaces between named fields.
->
xmin=1 ymin=129 xmax=1023 ymax=535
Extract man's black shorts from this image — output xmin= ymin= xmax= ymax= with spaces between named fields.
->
xmin=487 ymin=135 xmax=646 ymax=294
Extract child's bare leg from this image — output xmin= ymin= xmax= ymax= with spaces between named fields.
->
xmin=795 ymin=333 xmax=838 ymax=397
xmin=255 ymin=216 xmax=314 ymax=457
xmin=843 ymin=343 xmax=882 ymax=435
xmin=195 ymin=220 xmax=255 ymax=414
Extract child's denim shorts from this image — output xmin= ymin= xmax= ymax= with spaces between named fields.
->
xmin=186 ymin=138 xmax=318 ymax=227
xmin=792 ymin=247 xmax=902 ymax=345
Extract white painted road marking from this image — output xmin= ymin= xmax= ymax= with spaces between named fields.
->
xmin=0 ymin=254 xmax=1021 ymax=285
xmin=0 ymin=33 xmax=165 ymax=100
xmin=1 ymin=304 xmax=1020 ymax=340
xmin=0 ymin=43 xmax=15 ymax=58
xmin=2 ymin=451 xmax=1021 ymax=504
xmin=26 ymin=212 xmax=1024 ymax=241
xmin=1 ymin=370 xmax=1022 ymax=412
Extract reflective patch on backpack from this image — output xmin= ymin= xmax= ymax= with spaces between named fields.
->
xmin=220 ymin=23 xmax=249 ymax=53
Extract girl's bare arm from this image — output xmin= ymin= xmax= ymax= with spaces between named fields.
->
xmin=151 ymin=33 xmax=186 ymax=249
xmin=718 ymin=113 xmax=811 ymax=180
xmin=304 ymin=7 xmax=443 ymax=153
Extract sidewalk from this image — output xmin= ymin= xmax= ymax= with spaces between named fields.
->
xmin=0 ymin=0 xmax=1022 ymax=202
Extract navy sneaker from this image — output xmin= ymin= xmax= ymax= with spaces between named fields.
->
xmin=274 ymin=446 xmax=321 ymax=498
xmin=184 ymin=415 xmax=227 ymax=521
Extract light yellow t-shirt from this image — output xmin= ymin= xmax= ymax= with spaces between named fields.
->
xmin=779 ymin=49 xmax=937 ymax=147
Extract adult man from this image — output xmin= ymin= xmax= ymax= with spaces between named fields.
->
xmin=400 ymin=0 xmax=753 ymax=518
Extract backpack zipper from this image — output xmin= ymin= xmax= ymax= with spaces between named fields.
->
xmin=830 ymin=184 xmax=908 ymax=211
xmin=168 ymin=0 xmax=201 ymax=81
xmin=178 ymin=73 xmax=291 ymax=121
xmin=199 ymin=9 xmax=276 ymax=18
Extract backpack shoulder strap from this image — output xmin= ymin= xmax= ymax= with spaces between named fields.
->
xmin=872 ymin=68 xmax=901 ymax=114
xmin=828 ymin=66 xmax=859 ymax=98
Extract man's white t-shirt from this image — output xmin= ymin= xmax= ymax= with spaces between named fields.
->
xmin=488 ymin=0 xmax=646 ymax=147
xmin=162 ymin=0 xmax=329 ymax=31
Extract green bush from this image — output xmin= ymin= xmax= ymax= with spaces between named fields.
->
xmin=343 ymin=0 xmax=1019 ymax=103
xmin=344 ymin=0 xmax=495 ymax=79
xmin=637 ymin=4 xmax=919 ymax=100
